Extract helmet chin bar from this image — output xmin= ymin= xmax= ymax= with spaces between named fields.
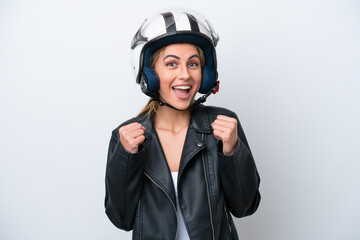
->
xmin=141 ymin=80 xmax=220 ymax=112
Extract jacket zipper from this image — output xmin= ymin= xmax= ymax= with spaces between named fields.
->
xmin=201 ymin=134 xmax=215 ymax=240
xmin=224 ymin=202 xmax=232 ymax=234
xmin=144 ymin=171 xmax=179 ymax=240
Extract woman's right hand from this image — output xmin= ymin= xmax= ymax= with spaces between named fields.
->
xmin=119 ymin=122 xmax=146 ymax=154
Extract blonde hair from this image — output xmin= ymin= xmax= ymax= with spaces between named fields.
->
xmin=137 ymin=44 xmax=205 ymax=118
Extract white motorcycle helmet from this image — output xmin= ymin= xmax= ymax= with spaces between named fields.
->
xmin=130 ymin=8 xmax=220 ymax=97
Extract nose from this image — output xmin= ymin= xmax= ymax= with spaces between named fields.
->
xmin=178 ymin=63 xmax=190 ymax=80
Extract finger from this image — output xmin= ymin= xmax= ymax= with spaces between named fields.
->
xmin=133 ymin=134 xmax=146 ymax=146
xmin=120 ymin=129 xmax=144 ymax=145
xmin=127 ymin=128 xmax=145 ymax=139
xmin=124 ymin=135 xmax=145 ymax=154
xmin=213 ymin=129 xmax=232 ymax=143
xmin=120 ymin=122 xmax=139 ymax=130
xmin=126 ymin=125 xmax=146 ymax=136
xmin=211 ymin=123 xmax=232 ymax=134
xmin=212 ymin=129 xmax=223 ymax=141
xmin=216 ymin=115 xmax=237 ymax=124
xmin=120 ymin=123 xmax=144 ymax=137
xmin=212 ymin=119 xmax=236 ymax=129
xmin=124 ymin=132 xmax=145 ymax=148
xmin=120 ymin=122 xmax=143 ymax=132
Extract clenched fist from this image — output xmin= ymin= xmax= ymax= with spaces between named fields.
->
xmin=211 ymin=115 xmax=238 ymax=156
xmin=119 ymin=122 xmax=146 ymax=154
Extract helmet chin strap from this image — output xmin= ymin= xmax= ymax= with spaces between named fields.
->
xmin=141 ymin=80 xmax=220 ymax=112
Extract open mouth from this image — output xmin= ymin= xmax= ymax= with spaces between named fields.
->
xmin=172 ymin=85 xmax=191 ymax=98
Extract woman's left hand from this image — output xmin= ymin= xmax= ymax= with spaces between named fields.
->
xmin=211 ymin=115 xmax=238 ymax=156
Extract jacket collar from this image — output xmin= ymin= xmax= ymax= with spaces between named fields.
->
xmin=189 ymin=104 xmax=212 ymax=134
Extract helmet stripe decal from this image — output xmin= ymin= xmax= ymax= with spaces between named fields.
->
xmin=186 ymin=13 xmax=200 ymax=32
xmin=161 ymin=12 xmax=176 ymax=33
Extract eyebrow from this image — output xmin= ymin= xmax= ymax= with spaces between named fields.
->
xmin=163 ymin=54 xmax=200 ymax=61
xmin=163 ymin=54 xmax=180 ymax=61
xmin=188 ymin=54 xmax=200 ymax=60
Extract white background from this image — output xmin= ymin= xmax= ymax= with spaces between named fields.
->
xmin=1 ymin=0 xmax=359 ymax=239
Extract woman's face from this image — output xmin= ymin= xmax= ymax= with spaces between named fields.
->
xmin=154 ymin=43 xmax=202 ymax=110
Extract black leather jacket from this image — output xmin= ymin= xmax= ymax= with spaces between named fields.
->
xmin=105 ymin=104 xmax=260 ymax=240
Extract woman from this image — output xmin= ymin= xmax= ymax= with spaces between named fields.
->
xmin=105 ymin=9 xmax=260 ymax=240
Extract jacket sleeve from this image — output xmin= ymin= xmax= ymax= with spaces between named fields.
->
xmin=218 ymin=113 xmax=261 ymax=218
xmin=104 ymin=131 xmax=145 ymax=231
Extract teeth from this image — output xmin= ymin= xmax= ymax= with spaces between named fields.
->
xmin=173 ymin=86 xmax=191 ymax=90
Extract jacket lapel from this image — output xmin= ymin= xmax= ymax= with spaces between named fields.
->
xmin=178 ymin=127 xmax=205 ymax=179
xmin=178 ymin=104 xmax=213 ymax=179
xmin=140 ymin=116 xmax=177 ymax=205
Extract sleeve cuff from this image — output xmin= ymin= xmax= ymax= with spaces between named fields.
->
xmin=217 ymin=137 xmax=241 ymax=160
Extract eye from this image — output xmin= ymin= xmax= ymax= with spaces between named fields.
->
xmin=166 ymin=62 xmax=177 ymax=68
xmin=189 ymin=62 xmax=199 ymax=68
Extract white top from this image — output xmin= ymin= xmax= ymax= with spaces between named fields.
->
xmin=171 ymin=172 xmax=190 ymax=240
